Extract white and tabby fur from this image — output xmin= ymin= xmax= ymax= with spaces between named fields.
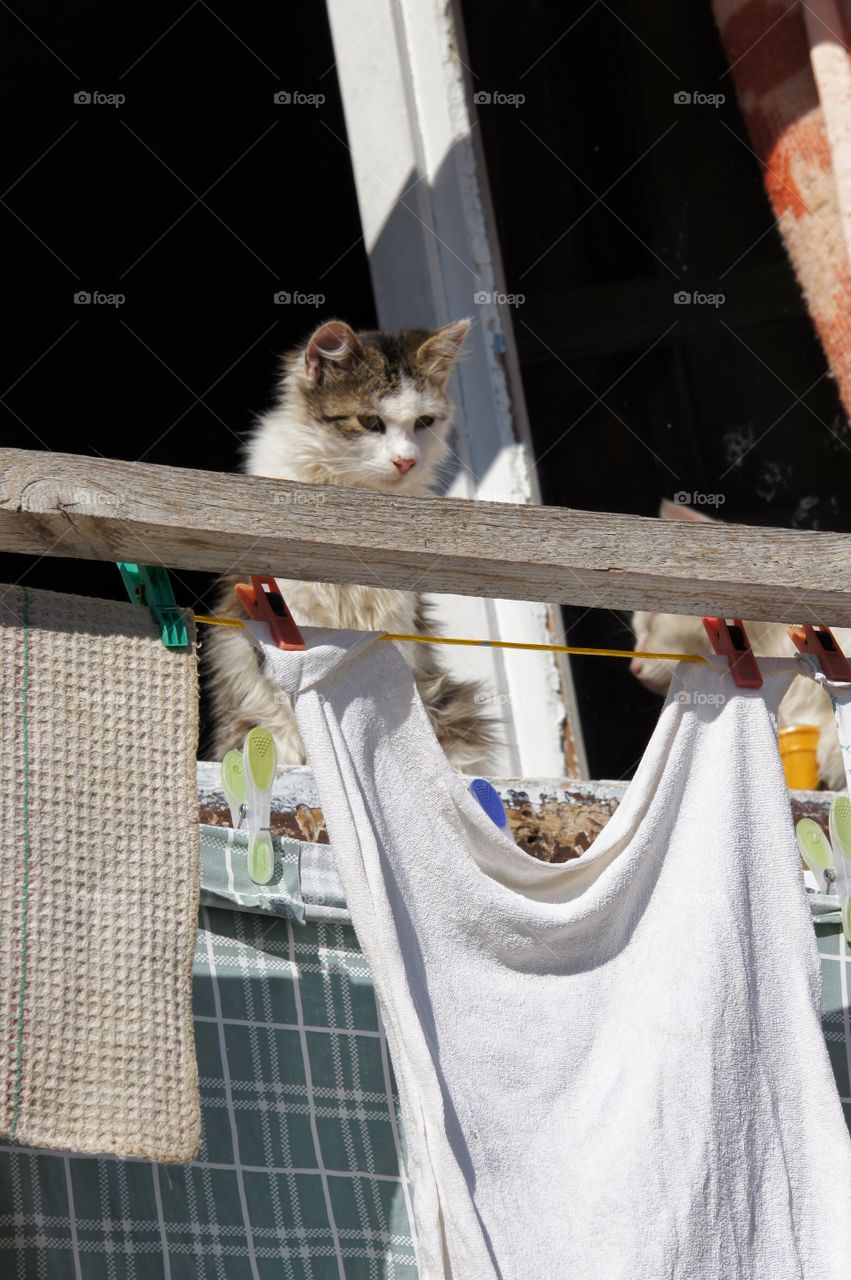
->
xmin=206 ymin=319 xmax=498 ymax=772
xmin=631 ymin=500 xmax=848 ymax=790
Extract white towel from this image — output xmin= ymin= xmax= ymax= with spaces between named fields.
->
xmin=249 ymin=625 xmax=851 ymax=1280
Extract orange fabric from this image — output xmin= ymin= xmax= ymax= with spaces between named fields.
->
xmin=713 ymin=0 xmax=851 ymax=419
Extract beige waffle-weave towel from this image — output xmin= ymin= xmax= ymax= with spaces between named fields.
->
xmin=0 ymin=584 xmax=200 ymax=1163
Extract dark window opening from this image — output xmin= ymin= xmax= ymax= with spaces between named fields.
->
xmin=0 ymin=3 xmax=375 ymax=751
xmin=460 ymin=0 xmax=848 ymax=778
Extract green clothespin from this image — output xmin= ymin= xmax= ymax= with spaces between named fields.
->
xmin=116 ymin=562 xmax=190 ymax=649
xmin=797 ymin=798 xmax=851 ymax=943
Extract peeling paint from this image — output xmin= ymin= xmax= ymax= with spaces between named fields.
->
xmin=197 ymin=764 xmax=838 ymax=867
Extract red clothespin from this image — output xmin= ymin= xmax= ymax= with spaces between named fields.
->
xmin=787 ymin=624 xmax=851 ymax=682
xmin=235 ymin=575 xmax=306 ymax=651
xmin=701 ymin=617 xmax=763 ymax=688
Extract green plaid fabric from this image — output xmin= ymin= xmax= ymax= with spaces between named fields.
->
xmin=0 ymin=834 xmax=849 ymax=1277
xmin=815 ymin=923 xmax=851 ymax=1131
xmin=199 ymin=825 xmax=306 ymax=925
xmin=0 ymin=906 xmax=419 ymax=1279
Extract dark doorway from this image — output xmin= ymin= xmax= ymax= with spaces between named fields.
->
xmin=460 ymin=0 xmax=849 ymax=778
xmin=0 ymin=2 xmax=375 ymax=750
xmin=0 ymin=3 xmax=374 ymax=596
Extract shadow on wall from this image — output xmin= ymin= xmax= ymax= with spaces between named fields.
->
xmin=363 ymin=139 xmax=520 ymax=495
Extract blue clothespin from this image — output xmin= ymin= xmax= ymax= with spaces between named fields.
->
xmin=116 ymin=562 xmax=190 ymax=649
xmin=470 ymin=778 xmax=507 ymax=828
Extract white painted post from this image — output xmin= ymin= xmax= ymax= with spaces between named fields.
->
xmin=324 ymin=0 xmax=586 ymax=776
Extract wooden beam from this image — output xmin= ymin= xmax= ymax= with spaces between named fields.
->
xmin=2 ymin=447 xmax=850 ymax=623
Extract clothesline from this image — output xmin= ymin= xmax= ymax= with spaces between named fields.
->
xmin=192 ymin=613 xmax=709 ymax=664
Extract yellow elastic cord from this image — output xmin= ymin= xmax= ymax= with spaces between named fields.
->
xmin=192 ymin=614 xmax=708 ymax=664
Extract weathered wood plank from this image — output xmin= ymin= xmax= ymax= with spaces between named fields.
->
xmin=2 ymin=447 xmax=851 ymax=622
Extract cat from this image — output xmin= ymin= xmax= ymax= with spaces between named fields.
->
xmin=630 ymin=499 xmax=848 ymax=790
xmin=206 ymin=318 xmax=498 ymax=772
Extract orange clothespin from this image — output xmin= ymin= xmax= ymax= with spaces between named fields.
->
xmin=787 ymin=624 xmax=851 ymax=682
xmin=235 ymin=575 xmax=306 ymax=651
xmin=701 ymin=617 xmax=763 ymax=688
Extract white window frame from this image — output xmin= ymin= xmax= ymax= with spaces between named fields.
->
xmin=325 ymin=0 xmax=586 ymax=777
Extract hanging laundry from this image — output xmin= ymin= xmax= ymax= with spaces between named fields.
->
xmin=246 ymin=621 xmax=851 ymax=1280
xmin=0 ymin=584 xmax=200 ymax=1163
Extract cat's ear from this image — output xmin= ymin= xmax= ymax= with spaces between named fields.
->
xmin=658 ymin=497 xmax=717 ymax=523
xmin=304 ymin=321 xmax=364 ymax=386
xmin=416 ymin=318 xmax=471 ymax=385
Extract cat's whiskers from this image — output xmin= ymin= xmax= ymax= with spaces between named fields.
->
xmin=210 ymin=316 xmax=497 ymax=772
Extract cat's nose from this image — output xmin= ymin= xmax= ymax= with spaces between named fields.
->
xmin=629 ymin=658 xmax=643 ymax=676
xmin=393 ymin=457 xmax=416 ymax=475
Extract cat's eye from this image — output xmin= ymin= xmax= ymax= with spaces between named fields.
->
xmin=358 ymin=414 xmax=385 ymax=433
xmin=415 ymin=415 xmax=435 ymax=430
